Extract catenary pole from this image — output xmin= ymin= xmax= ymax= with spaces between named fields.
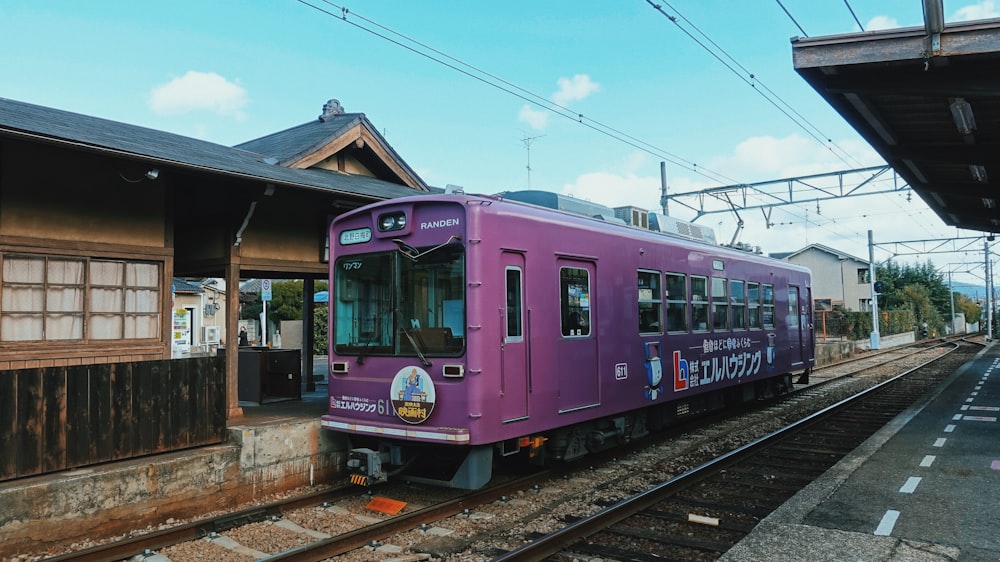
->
xmin=869 ymin=230 xmax=880 ymax=350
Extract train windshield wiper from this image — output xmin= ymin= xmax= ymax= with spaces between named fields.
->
xmin=392 ymin=235 xmax=462 ymax=262
xmin=356 ymin=322 xmax=376 ymax=365
xmin=396 ymin=310 xmax=431 ymax=367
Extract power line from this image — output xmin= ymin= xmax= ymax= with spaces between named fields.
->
xmin=646 ymin=1 xmax=865 ymax=171
xmin=775 ymin=0 xmax=808 ymax=36
xmin=843 ymin=0 xmax=865 ymax=32
xmin=293 ymin=0 xmax=915 ymax=246
xmin=295 ymin=0 xmax=740 ymax=186
xmin=663 ymin=0 xmax=940 ymax=239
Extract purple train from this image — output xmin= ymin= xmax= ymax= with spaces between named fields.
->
xmin=322 ymin=191 xmax=815 ymax=489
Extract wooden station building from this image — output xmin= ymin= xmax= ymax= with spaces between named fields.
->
xmin=0 ymin=97 xmax=427 ymax=481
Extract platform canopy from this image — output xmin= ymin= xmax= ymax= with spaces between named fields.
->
xmin=793 ymin=11 xmax=1000 ymax=234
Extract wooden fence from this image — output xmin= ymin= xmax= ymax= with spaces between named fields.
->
xmin=0 ymin=356 xmax=226 ymax=482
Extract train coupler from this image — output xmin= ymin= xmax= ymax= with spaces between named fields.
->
xmin=346 ymin=448 xmax=388 ymax=487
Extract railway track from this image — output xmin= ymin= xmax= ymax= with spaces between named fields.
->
xmin=35 ymin=338 xmax=977 ymax=562
xmin=493 ymin=339 xmax=980 ymax=561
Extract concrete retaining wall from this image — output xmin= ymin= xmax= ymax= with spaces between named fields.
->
xmin=815 ymin=340 xmax=856 ymax=366
xmin=855 ymin=331 xmax=915 ymax=351
xmin=0 ymin=419 xmax=346 ymax=557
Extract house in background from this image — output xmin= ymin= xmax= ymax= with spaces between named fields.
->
xmin=771 ymin=244 xmax=872 ymax=312
xmin=171 ymin=278 xmax=227 ymax=356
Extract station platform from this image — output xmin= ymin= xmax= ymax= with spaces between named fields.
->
xmin=722 ymin=342 xmax=1000 ymax=562
xmin=0 ymin=364 xmax=344 ymax=559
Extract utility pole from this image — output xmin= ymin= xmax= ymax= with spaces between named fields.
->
xmin=948 ymin=270 xmax=955 ymax=334
xmin=987 ymin=240 xmax=994 ymax=341
xmin=521 ymin=133 xmax=544 ymax=188
xmin=869 ymin=230 xmax=880 ymax=350
xmin=660 ymin=161 xmax=669 ymax=215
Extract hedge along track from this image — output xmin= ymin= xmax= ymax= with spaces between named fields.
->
xmin=493 ymin=339 xmax=979 ymax=562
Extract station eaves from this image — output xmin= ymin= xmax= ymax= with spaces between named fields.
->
xmin=793 ymin=15 xmax=1000 ymax=235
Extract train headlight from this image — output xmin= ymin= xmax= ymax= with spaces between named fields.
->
xmin=378 ymin=212 xmax=407 ymax=232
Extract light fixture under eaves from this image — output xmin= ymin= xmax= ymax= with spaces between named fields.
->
xmin=145 ymin=168 xmax=160 ymax=180
xmin=970 ymin=164 xmax=988 ymax=183
xmin=950 ymin=98 xmax=976 ymax=135
xmin=982 ymin=197 xmax=996 ymax=209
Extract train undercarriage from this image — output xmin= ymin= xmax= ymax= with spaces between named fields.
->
xmin=345 ymin=372 xmax=796 ymax=489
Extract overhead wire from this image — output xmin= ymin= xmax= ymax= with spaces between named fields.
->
xmin=295 ymin=0 xmax=740 ymax=187
xmin=647 ymin=1 xmax=865 ymax=171
xmin=843 ymin=0 xmax=866 ymax=31
xmin=700 ymin=0 xmax=934 ymax=235
xmin=293 ymin=0 xmax=936 ymax=247
xmin=775 ymin=0 xmax=808 ymax=36
xmin=297 ymin=0 xmax=865 ymax=242
xmin=641 ymin=0 xmax=904 ymax=244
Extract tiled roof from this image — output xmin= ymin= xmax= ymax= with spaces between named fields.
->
xmin=0 ymin=97 xmax=420 ymax=202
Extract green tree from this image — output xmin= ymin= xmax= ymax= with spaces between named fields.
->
xmin=875 ymin=260 xmax=951 ymax=336
xmin=240 ymin=279 xmax=329 ymax=338
xmin=313 ymin=304 xmax=328 ymax=355
xmin=953 ymin=292 xmax=982 ymax=327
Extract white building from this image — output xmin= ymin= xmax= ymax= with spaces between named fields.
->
xmin=772 ymin=244 xmax=872 ymax=312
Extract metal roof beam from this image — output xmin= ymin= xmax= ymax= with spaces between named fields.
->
xmin=666 ymin=166 xmax=907 ymax=220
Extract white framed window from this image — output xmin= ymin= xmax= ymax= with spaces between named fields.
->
xmin=638 ymin=270 xmax=662 ymax=334
xmin=1 ymin=254 xmax=161 ymax=342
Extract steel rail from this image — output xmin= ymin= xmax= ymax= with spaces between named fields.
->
xmin=42 ymin=485 xmax=359 ymax=562
xmin=492 ymin=341 xmax=963 ymax=561
xmin=257 ymin=469 xmax=559 ymax=561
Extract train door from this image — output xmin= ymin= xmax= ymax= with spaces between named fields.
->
xmin=500 ymin=252 xmax=529 ymax=422
xmin=789 ymin=285 xmax=804 ymax=366
xmin=803 ymin=286 xmax=815 ymax=363
xmin=557 ymin=260 xmax=600 ymax=412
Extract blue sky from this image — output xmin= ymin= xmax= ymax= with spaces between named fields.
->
xmin=2 ymin=1 xmax=998 ymax=285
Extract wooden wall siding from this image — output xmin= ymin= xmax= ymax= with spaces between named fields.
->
xmin=0 ymin=357 xmax=225 ymax=482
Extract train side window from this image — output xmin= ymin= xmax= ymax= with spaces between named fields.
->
xmin=788 ymin=286 xmax=800 ymax=327
xmin=762 ymin=284 xmax=775 ymax=329
xmin=506 ymin=267 xmax=523 ymax=339
xmin=731 ymin=279 xmax=746 ymax=330
xmin=712 ymin=277 xmax=729 ymax=331
xmin=560 ymin=267 xmax=590 ymax=337
xmin=638 ymin=270 xmax=662 ymax=334
xmin=691 ymin=275 xmax=709 ymax=332
xmin=665 ymin=272 xmax=688 ymax=333
xmin=747 ymin=282 xmax=761 ymax=329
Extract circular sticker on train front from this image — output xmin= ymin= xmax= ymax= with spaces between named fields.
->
xmin=390 ymin=366 xmax=436 ymax=424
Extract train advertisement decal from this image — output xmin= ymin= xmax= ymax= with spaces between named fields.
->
xmin=672 ymin=334 xmax=776 ymax=392
xmin=644 ymin=341 xmax=663 ymax=400
xmin=390 ymin=366 xmax=436 ymax=424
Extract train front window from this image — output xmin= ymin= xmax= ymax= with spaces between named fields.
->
xmin=333 ymin=244 xmax=465 ymax=358
xmin=398 ymin=245 xmax=465 ymax=355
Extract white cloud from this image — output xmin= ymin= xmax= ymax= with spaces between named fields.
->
xmin=952 ymin=1 xmax=999 ymax=21
xmin=518 ymin=104 xmax=549 ymax=130
xmin=149 ymin=71 xmax=248 ymax=120
xmin=518 ymin=74 xmax=600 ymax=130
xmin=552 ymin=74 xmax=600 ymax=106
xmin=866 ymin=15 xmax=899 ymax=31
xmin=559 ymin=170 xmax=660 ymax=210
xmin=704 ymin=134 xmax=878 ymax=180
